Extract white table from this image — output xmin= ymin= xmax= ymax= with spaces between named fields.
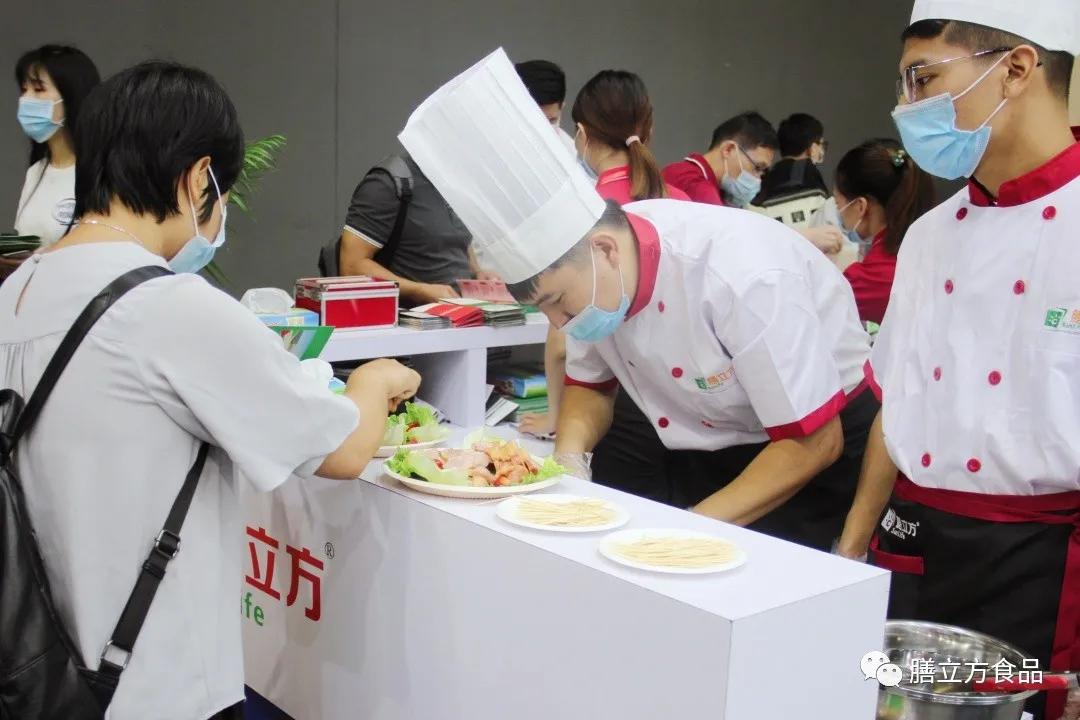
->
xmin=242 ymin=428 xmax=889 ymax=719
xmin=321 ymin=317 xmax=549 ymax=427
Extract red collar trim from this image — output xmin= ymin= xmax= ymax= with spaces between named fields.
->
xmin=686 ymin=153 xmax=718 ymax=185
xmin=597 ymin=165 xmax=630 ymax=186
xmin=967 ymin=126 xmax=1080 ymax=207
xmin=871 ymin=228 xmax=887 ymax=247
xmin=625 ymin=211 xmax=661 ymax=320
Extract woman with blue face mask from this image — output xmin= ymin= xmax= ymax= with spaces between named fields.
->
xmin=832 ymin=138 xmax=935 ymax=324
xmin=8 ymin=45 xmax=99 ymax=271
xmin=0 ymin=61 xmax=420 ymax=719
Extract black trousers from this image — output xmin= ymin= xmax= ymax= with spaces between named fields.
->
xmin=875 ymin=497 xmax=1074 ymax=720
xmin=208 ymin=702 xmax=244 ymax=720
xmin=592 ymin=388 xmax=880 ymax=552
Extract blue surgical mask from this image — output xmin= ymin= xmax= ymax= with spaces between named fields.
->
xmin=575 ymin=129 xmax=598 ymax=181
xmin=720 ymin=148 xmax=761 ymax=207
xmin=891 ymin=55 xmax=1008 ymax=180
xmin=837 ymin=198 xmax=864 ymax=245
xmin=170 ymin=166 xmax=227 ymax=274
xmin=562 ymin=248 xmax=630 ymax=343
xmin=17 ymin=97 xmax=63 ymax=143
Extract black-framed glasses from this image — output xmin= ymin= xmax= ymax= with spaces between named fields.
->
xmin=896 ymin=47 xmax=1013 ymax=104
xmin=737 ymin=144 xmax=770 ymax=175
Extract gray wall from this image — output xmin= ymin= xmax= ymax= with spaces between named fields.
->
xmin=1 ymin=0 xmax=911 ymax=294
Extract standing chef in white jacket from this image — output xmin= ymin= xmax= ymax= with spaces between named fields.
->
xmin=399 ymin=49 xmax=877 ymax=552
xmin=836 ymin=2 xmax=1080 ymax=718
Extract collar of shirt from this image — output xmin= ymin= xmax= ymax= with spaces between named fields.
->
xmin=597 ymin=165 xmax=630 ymax=186
xmin=624 ymin=211 xmax=661 ymax=319
xmin=686 ymin=153 xmax=718 ymax=186
xmin=967 ymin=126 xmax=1080 ymax=208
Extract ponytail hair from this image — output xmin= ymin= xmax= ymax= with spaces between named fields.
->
xmin=571 ymin=70 xmax=666 ymax=201
xmin=835 ymin=138 xmax=936 ymax=255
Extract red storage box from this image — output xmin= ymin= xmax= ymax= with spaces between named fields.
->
xmin=295 ymin=276 xmax=399 ymax=330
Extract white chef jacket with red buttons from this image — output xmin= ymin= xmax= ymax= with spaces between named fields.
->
xmin=564 ymin=199 xmax=871 ymax=451
xmin=867 ymin=133 xmax=1080 ymax=496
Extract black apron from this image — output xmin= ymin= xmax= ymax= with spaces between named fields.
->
xmin=872 ymin=476 xmax=1080 ymax=720
xmin=670 ymin=388 xmax=879 ymax=551
xmin=591 ymin=389 xmax=674 ymax=504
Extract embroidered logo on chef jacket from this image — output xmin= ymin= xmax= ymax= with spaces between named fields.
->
xmin=1044 ymin=306 xmax=1080 ymax=334
xmin=693 ymin=366 xmax=736 ymax=393
xmin=881 ymin=508 xmax=919 ymax=540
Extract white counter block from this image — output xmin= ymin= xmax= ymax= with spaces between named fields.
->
xmin=242 ymin=430 xmax=889 ymax=719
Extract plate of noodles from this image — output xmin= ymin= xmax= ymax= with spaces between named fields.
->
xmin=496 ymin=494 xmax=630 ymax=533
xmin=599 ymin=528 xmax=746 ymax=575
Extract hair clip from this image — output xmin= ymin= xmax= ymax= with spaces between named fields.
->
xmin=892 ymin=149 xmax=908 ymax=168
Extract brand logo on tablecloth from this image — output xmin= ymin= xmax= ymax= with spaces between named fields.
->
xmin=693 ymin=367 xmax=736 ymax=393
xmin=243 ymin=526 xmax=326 ymax=626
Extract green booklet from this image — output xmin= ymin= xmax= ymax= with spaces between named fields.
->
xmin=269 ymin=325 xmax=335 ymax=360
xmin=0 ymin=233 xmax=41 ymax=257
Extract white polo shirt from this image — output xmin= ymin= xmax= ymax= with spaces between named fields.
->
xmin=0 ymin=243 xmax=360 ymax=719
xmin=13 ymin=159 xmax=76 ymax=248
xmin=565 ymin=200 xmax=870 ymax=450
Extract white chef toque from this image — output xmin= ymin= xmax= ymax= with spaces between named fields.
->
xmin=398 ymin=48 xmax=606 ymax=284
xmin=910 ymin=0 xmax=1080 ymax=55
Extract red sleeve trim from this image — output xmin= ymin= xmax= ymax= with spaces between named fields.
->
xmin=864 ymin=360 xmax=882 ymax=402
xmin=565 ymin=376 xmax=619 ymax=392
xmin=764 ymin=390 xmax=846 ymax=441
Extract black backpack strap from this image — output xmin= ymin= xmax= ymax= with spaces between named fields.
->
xmin=11 ymin=266 xmax=173 ymax=442
xmin=97 ymin=441 xmax=209 ymax=679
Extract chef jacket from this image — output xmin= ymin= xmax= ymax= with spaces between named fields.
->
xmin=595 ymin=165 xmax=691 ymax=205
xmin=868 ymin=130 xmax=1080 ymax=496
xmin=843 ymin=229 xmax=898 ymax=324
xmin=565 ymin=199 xmax=870 ymax=451
xmin=662 ymin=154 xmax=725 ymax=206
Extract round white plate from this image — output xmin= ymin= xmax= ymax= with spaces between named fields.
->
xmin=495 ymin=494 xmax=630 ymax=533
xmin=374 ymin=437 xmax=447 ymax=459
xmin=598 ymin=528 xmax=747 ymax=575
xmin=383 ymin=464 xmax=562 ymax=499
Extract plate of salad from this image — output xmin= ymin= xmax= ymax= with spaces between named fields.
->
xmin=375 ymin=402 xmax=451 ymax=458
xmin=384 ymin=431 xmax=567 ymax=499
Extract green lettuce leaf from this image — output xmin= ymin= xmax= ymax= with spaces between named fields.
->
xmin=383 ymin=414 xmax=407 ymax=447
xmin=404 ymin=402 xmax=437 ymax=427
xmin=385 ymin=449 xmax=470 ymax=486
xmin=407 ymin=423 xmax=450 ymax=444
xmin=523 ymin=455 xmax=568 ymax=484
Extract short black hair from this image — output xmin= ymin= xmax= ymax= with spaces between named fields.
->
xmin=902 ymin=19 xmax=1074 ymax=100
xmin=15 ymin=44 xmax=101 ymax=166
xmin=777 ymin=113 xmax=824 ymax=158
xmin=74 ymin=61 xmax=245 ymax=224
xmin=506 ymin=200 xmax=628 ymax=302
xmin=709 ymin=111 xmax=779 ymax=152
xmin=515 ymin=59 xmax=566 ymax=106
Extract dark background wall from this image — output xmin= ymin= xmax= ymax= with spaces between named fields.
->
xmin=1 ymin=0 xmax=913 ymax=294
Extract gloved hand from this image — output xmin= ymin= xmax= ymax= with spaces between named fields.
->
xmin=554 ymin=452 xmax=593 ymax=481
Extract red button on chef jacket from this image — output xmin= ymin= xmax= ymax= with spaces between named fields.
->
xmin=595 ymin=165 xmax=691 ymax=206
xmin=843 ymin=230 xmax=897 ymax=325
xmin=662 ymin=154 xmax=725 ymax=206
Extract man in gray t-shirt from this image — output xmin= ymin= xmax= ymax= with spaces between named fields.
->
xmin=339 ymin=153 xmax=495 ymax=305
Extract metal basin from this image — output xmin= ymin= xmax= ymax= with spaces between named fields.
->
xmin=877 ymin=620 xmax=1037 ymax=720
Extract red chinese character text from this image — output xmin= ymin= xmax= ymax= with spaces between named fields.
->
xmin=246 ymin=526 xmax=281 ymax=601
xmin=286 ymin=545 xmax=325 ymax=621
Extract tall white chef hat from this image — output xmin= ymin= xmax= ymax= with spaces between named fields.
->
xmin=399 ymin=48 xmax=606 ymax=284
xmin=910 ymin=0 xmax=1080 ymax=55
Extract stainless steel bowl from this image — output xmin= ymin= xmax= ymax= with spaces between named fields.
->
xmin=877 ymin=620 xmax=1037 ymax=720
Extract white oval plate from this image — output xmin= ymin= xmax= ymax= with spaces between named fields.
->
xmin=496 ymin=494 xmax=630 ymax=533
xmin=384 ymin=464 xmax=562 ymax=499
xmin=374 ymin=437 xmax=447 ymax=459
xmin=598 ymin=528 xmax=747 ymax=575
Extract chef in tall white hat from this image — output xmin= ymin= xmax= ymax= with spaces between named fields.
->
xmin=836 ymin=2 xmax=1080 ymax=718
xmin=401 ymin=48 xmax=876 ymax=552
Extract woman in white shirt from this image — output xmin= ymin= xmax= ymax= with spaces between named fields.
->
xmin=6 ymin=45 xmax=100 ymax=277
xmin=0 ymin=60 xmax=421 ymax=719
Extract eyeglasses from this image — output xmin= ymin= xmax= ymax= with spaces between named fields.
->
xmin=737 ymin=145 xmax=771 ymax=175
xmin=896 ymin=47 xmax=1013 ymax=104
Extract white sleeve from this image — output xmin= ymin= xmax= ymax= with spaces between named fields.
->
xmin=718 ymin=270 xmax=845 ymax=440
xmin=564 ymin=335 xmax=617 ymax=391
xmin=132 ymin=277 xmax=360 ymax=491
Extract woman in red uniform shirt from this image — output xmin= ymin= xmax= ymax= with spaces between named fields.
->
xmin=834 ymin=138 xmax=935 ymax=324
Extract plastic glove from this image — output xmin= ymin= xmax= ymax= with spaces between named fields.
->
xmin=240 ymin=287 xmax=293 ymax=315
xmin=554 ymin=452 xmax=593 ymax=481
